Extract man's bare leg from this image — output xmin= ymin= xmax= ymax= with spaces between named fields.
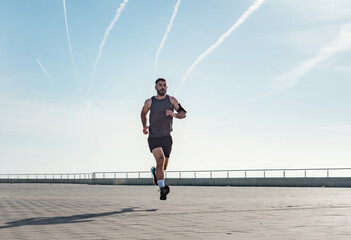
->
xmin=152 ymin=147 xmax=170 ymax=200
xmin=164 ymin=158 xmax=169 ymax=171
xmin=152 ymin=147 xmax=165 ymax=181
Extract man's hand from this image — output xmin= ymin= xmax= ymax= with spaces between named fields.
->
xmin=166 ymin=110 xmax=175 ymax=117
xmin=143 ymin=126 xmax=149 ymax=135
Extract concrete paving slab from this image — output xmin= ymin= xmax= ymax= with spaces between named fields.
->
xmin=1 ymin=184 xmax=351 ymax=239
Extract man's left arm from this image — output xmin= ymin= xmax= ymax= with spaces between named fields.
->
xmin=167 ymin=96 xmax=187 ymax=119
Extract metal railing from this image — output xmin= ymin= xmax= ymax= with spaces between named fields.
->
xmin=1 ymin=168 xmax=351 ymax=180
xmin=0 ymin=173 xmax=92 ymax=180
xmin=93 ymin=168 xmax=351 ymax=179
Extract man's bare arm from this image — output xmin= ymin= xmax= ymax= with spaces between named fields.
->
xmin=141 ymin=99 xmax=151 ymax=134
xmin=168 ymin=96 xmax=186 ymax=119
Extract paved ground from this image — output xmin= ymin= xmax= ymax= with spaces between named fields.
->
xmin=1 ymin=184 xmax=351 ymax=239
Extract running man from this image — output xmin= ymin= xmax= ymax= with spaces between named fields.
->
xmin=141 ymin=78 xmax=187 ymax=200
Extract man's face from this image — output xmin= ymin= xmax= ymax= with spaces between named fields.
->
xmin=155 ymin=81 xmax=167 ymax=96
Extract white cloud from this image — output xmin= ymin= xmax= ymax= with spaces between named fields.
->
xmin=1 ymin=96 xmax=350 ymax=173
xmin=333 ymin=66 xmax=351 ymax=75
xmin=322 ymin=125 xmax=351 ymax=132
xmin=241 ymin=131 xmax=280 ymax=144
xmin=275 ymin=0 xmax=351 ymax=22
xmin=270 ymin=24 xmax=351 ymax=92
xmin=0 ymin=97 xmax=149 ymax=173
xmin=274 ymin=25 xmax=340 ymax=54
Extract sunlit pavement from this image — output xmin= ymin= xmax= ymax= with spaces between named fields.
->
xmin=1 ymin=183 xmax=351 ymax=239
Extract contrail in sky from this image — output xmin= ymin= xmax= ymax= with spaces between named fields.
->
xmin=89 ymin=0 xmax=129 ymax=90
xmin=36 ymin=58 xmax=76 ymax=110
xmin=175 ymin=0 xmax=265 ymax=96
xmin=63 ymin=0 xmax=79 ymax=84
xmin=36 ymin=59 xmax=54 ymax=83
xmin=153 ymin=0 xmax=181 ymax=80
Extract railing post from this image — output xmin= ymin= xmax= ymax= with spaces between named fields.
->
xmin=114 ymin=173 xmax=116 ymax=178
xmin=179 ymin=172 xmax=181 ymax=178
xmin=264 ymin=171 xmax=265 ymax=178
xmin=227 ymin=171 xmax=229 ymax=178
xmin=327 ymin=170 xmax=329 ymax=178
xmin=194 ymin=172 xmax=196 ymax=178
xmin=245 ymin=171 xmax=247 ymax=178
xmin=138 ymin=172 xmax=140 ymax=178
xmin=210 ymin=171 xmax=212 ymax=178
xmin=304 ymin=170 xmax=306 ymax=178
xmin=283 ymin=171 xmax=285 ymax=178
xmin=126 ymin=173 xmax=128 ymax=178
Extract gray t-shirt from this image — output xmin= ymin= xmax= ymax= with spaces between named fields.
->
xmin=149 ymin=95 xmax=174 ymax=138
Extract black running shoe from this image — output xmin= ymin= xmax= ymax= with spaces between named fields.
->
xmin=151 ymin=166 xmax=157 ymax=185
xmin=160 ymin=185 xmax=170 ymax=200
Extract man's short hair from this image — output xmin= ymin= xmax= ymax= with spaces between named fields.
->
xmin=155 ymin=78 xmax=166 ymax=85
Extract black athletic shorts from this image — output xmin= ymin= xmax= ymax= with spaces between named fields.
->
xmin=148 ymin=135 xmax=173 ymax=158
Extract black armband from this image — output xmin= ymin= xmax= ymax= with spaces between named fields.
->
xmin=176 ymin=103 xmax=187 ymax=113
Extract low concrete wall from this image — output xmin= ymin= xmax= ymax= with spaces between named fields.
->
xmin=2 ymin=177 xmax=351 ymax=187
xmin=166 ymin=177 xmax=351 ymax=187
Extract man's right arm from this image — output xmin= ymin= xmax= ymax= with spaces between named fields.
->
xmin=141 ymin=99 xmax=151 ymax=135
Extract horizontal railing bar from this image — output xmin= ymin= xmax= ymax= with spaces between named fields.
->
xmin=164 ymin=168 xmax=351 ymax=172
xmin=2 ymin=168 xmax=351 ymax=179
xmin=93 ymin=171 xmax=150 ymax=174
xmin=92 ymin=168 xmax=351 ymax=174
xmin=0 ymin=173 xmax=92 ymax=175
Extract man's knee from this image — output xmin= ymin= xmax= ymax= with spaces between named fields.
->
xmin=157 ymin=155 xmax=165 ymax=162
xmin=156 ymin=156 xmax=165 ymax=168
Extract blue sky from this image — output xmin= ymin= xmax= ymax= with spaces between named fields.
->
xmin=1 ymin=0 xmax=350 ymax=173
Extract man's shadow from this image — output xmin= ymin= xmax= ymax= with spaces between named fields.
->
xmin=0 ymin=208 xmax=157 ymax=229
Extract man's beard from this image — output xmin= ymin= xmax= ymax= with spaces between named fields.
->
xmin=157 ymin=89 xmax=166 ymax=96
